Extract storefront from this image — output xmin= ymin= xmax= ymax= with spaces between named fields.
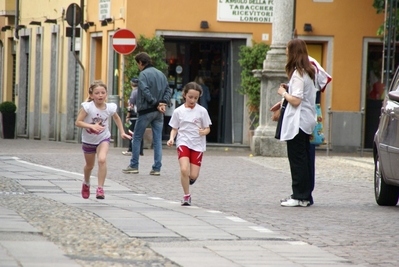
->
xmin=160 ymin=33 xmax=250 ymax=144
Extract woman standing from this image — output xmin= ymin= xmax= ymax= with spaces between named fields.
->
xmin=278 ymin=39 xmax=317 ymax=207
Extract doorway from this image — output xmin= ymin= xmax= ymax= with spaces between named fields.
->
xmin=164 ymin=39 xmax=229 ymax=143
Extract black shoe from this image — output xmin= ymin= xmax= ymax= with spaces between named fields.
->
xmin=189 ymin=178 xmax=196 ymax=185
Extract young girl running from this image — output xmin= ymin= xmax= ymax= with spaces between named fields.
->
xmin=167 ymin=82 xmax=212 ymax=206
xmin=76 ymin=80 xmax=131 ymax=199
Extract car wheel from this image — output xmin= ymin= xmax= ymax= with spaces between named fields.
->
xmin=374 ymin=152 xmax=399 ymax=206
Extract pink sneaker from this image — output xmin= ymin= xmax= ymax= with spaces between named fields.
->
xmin=81 ymin=183 xmax=90 ymax=199
xmin=96 ymin=187 xmax=105 ymax=199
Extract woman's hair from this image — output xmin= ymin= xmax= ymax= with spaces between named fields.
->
xmin=183 ymin=82 xmax=203 ymax=97
xmin=285 ymin=39 xmax=315 ymax=80
xmin=86 ymin=80 xmax=107 ymax=102
xmin=135 ymin=52 xmax=152 ymax=66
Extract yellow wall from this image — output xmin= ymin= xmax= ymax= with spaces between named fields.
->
xmin=123 ymin=0 xmax=272 ymax=44
xmin=297 ymin=0 xmax=384 ymax=111
xmin=17 ymin=0 xmax=81 ymax=114
xmin=82 ymin=0 xmax=384 ymax=112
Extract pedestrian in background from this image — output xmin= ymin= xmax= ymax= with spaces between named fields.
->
xmin=76 ymin=80 xmax=131 ymax=199
xmin=277 ymin=39 xmax=317 ymax=207
xmin=122 ymin=52 xmax=172 ymax=176
xmin=122 ymin=77 xmax=144 ymax=156
xmin=195 ymin=76 xmax=211 ymax=110
xmin=167 ymin=82 xmax=212 ymax=206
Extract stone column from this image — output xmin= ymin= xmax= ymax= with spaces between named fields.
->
xmin=252 ymin=0 xmax=294 ymax=157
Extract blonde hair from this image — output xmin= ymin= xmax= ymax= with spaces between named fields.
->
xmin=86 ymin=80 xmax=107 ymax=102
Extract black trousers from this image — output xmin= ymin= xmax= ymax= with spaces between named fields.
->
xmin=286 ymin=129 xmax=313 ymax=201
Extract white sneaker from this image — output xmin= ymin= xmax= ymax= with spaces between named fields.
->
xmin=281 ymin=198 xmax=310 ymax=207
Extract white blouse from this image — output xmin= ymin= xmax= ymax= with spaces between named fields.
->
xmin=280 ymin=70 xmax=317 ymax=141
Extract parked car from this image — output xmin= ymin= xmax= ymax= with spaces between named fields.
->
xmin=373 ymin=67 xmax=399 ymax=206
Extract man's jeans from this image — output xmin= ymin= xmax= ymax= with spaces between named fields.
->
xmin=129 ymin=111 xmax=164 ymax=171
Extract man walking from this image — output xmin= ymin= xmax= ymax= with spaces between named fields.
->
xmin=122 ymin=52 xmax=172 ymax=176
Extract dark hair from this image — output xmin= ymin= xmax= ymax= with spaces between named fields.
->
xmin=130 ymin=77 xmax=139 ymax=83
xmin=135 ymin=52 xmax=152 ymax=66
xmin=183 ymin=82 xmax=203 ymax=97
xmin=285 ymin=39 xmax=315 ymax=80
xmin=86 ymin=80 xmax=107 ymax=102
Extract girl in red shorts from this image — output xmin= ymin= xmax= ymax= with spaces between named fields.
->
xmin=167 ymin=82 xmax=212 ymax=206
xmin=76 ymin=81 xmax=131 ymax=199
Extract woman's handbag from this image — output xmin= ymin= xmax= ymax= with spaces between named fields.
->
xmin=274 ymin=99 xmax=288 ymax=140
xmin=309 ymin=103 xmax=325 ymax=145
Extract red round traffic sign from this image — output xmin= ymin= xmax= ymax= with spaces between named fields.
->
xmin=112 ymin=29 xmax=137 ymax=55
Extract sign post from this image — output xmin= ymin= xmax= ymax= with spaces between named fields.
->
xmin=112 ymin=29 xmax=137 ymax=147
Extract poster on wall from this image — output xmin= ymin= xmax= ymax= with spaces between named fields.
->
xmin=217 ymin=0 xmax=274 ymax=23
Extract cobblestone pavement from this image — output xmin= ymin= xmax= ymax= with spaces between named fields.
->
xmin=0 ymin=139 xmax=398 ymax=266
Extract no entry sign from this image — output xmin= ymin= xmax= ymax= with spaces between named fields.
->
xmin=112 ymin=29 xmax=137 ymax=55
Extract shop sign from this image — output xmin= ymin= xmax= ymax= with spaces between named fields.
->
xmin=217 ymin=0 xmax=274 ymax=23
xmin=99 ymin=0 xmax=111 ymax=21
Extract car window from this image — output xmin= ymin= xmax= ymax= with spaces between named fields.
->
xmin=393 ymin=81 xmax=399 ymax=92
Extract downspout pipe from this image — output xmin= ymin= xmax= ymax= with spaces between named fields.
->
xmin=15 ymin=0 xmax=19 ymax=39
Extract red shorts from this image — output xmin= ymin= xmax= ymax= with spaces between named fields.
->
xmin=177 ymin=146 xmax=203 ymax=166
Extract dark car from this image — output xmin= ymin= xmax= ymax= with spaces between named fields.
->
xmin=374 ymin=67 xmax=399 ymax=206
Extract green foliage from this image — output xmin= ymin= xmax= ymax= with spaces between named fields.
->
xmin=123 ymin=35 xmax=168 ymax=102
xmin=238 ymin=41 xmax=269 ymax=129
xmin=373 ymin=0 xmax=385 ymax=13
xmin=372 ymin=0 xmax=399 ymax=39
xmin=0 ymin=101 xmax=17 ymax=114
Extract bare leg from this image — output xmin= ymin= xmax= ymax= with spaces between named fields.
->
xmin=83 ymin=153 xmax=95 ymax=184
xmin=179 ymin=157 xmax=190 ymax=195
xmin=189 ymin=163 xmax=201 ymax=182
xmin=96 ymin=142 xmax=109 ymax=187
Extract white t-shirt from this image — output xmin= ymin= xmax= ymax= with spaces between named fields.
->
xmin=81 ymin=101 xmax=117 ymax=144
xmin=168 ymin=104 xmax=212 ymax=152
xmin=280 ymin=70 xmax=317 ymax=141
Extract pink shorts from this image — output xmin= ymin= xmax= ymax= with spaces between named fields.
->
xmin=82 ymin=138 xmax=110 ymax=154
xmin=177 ymin=145 xmax=203 ymax=166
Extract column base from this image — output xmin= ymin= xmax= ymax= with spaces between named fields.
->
xmin=253 ymin=135 xmax=287 ymax=157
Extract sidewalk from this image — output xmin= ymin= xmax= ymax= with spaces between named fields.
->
xmin=0 ymin=153 xmax=367 ymax=267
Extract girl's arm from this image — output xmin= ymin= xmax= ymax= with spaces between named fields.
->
xmin=167 ymin=128 xmax=178 ymax=146
xmin=112 ymin=113 xmax=132 ymax=140
xmin=75 ymin=108 xmax=104 ymax=133
xmin=199 ymin=127 xmax=210 ymax=136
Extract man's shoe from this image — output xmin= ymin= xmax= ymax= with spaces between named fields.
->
xmin=150 ymin=170 xmax=160 ymax=176
xmin=281 ymin=198 xmax=310 ymax=207
xmin=96 ymin=187 xmax=105 ymax=199
xmin=81 ymin=183 xmax=90 ymax=199
xmin=181 ymin=195 xmax=191 ymax=206
xmin=122 ymin=166 xmax=139 ymax=174
xmin=122 ymin=151 xmax=132 ymax=156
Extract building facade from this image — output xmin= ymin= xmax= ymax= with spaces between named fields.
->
xmin=0 ymin=0 xmax=386 ymax=151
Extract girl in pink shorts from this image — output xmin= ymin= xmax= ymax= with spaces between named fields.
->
xmin=76 ymin=81 xmax=131 ymax=199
